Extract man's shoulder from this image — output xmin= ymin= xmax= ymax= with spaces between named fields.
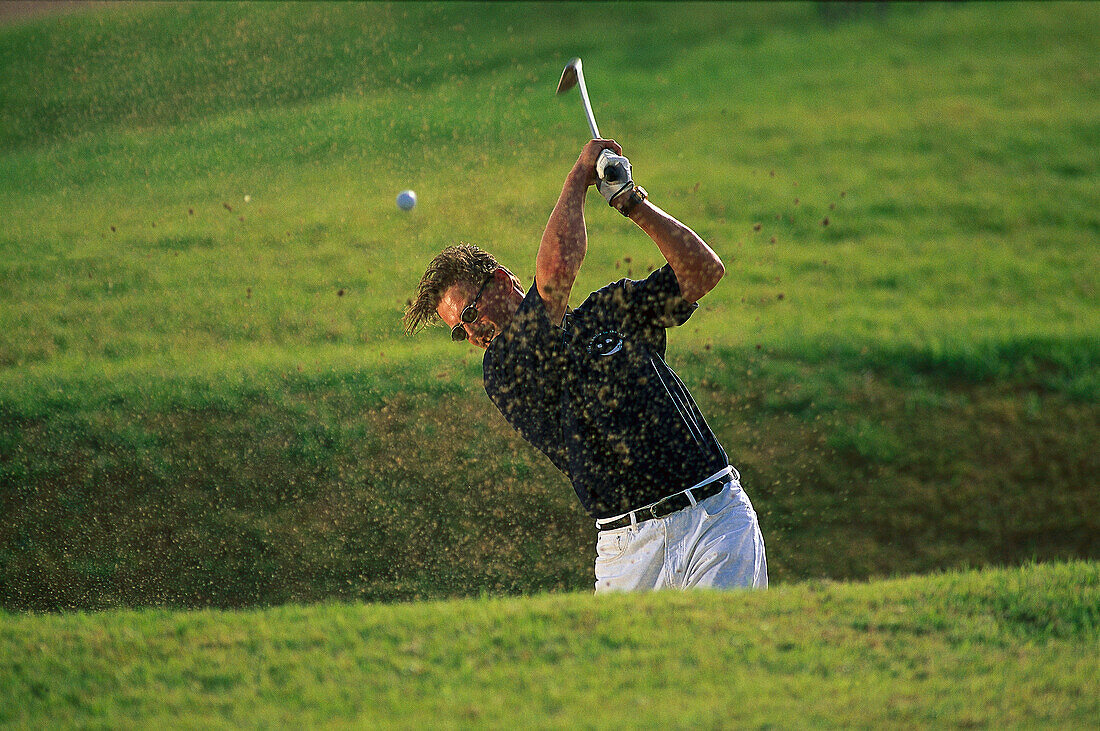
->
xmin=485 ymin=281 xmax=556 ymax=367
xmin=509 ymin=281 xmax=558 ymax=341
xmin=483 ymin=280 xmax=566 ymax=406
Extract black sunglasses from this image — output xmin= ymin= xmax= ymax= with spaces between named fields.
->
xmin=451 ymin=275 xmax=493 ymax=342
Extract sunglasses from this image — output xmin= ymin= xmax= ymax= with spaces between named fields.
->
xmin=451 ymin=275 xmax=493 ymax=342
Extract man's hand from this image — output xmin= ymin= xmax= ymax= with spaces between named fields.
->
xmin=595 ymin=150 xmax=634 ymax=207
xmin=575 ymin=139 xmax=635 ymax=207
xmin=572 ymin=139 xmax=623 ymax=187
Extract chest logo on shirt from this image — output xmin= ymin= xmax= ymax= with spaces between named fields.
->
xmin=588 ymin=331 xmax=625 ymax=357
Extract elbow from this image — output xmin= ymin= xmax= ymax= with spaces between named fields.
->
xmin=712 ymin=257 xmax=726 ymax=285
xmin=679 ymin=257 xmax=725 ymax=304
xmin=703 ymin=256 xmax=725 ymax=293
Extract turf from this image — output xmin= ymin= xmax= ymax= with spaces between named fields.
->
xmin=1 ymin=2 xmax=1098 ymax=609
xmin=2 ymin=561 xmax=1097 ymax=728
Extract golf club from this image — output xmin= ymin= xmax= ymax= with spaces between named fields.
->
xmin=556 ymin=57 xmax=601 ymax=139
xmin=556 ymin=57 xmax=631 ymax=191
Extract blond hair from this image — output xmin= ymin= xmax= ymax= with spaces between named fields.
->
xmin=402 ymin=244 xmax=500 ymax=335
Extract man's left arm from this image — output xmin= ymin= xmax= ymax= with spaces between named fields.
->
xmin=625 ymin=200 xmax=724 ymax=304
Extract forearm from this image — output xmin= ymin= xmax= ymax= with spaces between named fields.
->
xmin=536 ymin=166 xmax=590 ymax=322
xmin=626 ymin=200 xmax=724 ymax=303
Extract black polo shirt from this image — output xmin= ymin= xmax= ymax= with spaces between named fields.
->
xmin=483 ymin=264 xmax=729 ymax=519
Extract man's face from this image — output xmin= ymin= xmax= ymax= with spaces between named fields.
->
xmin=437 ymin=270 xmax=510 ymax=350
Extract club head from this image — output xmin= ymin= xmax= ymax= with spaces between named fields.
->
xmin=556 ymin=58 xmax=582 ymax=94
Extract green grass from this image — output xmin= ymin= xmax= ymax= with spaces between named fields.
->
xmin=2 ymin=2 xmax=1096 ymax=374
xmin=1 ymin=562 xmax=1097 ymax=727
xmin=1 ymin=2 xmax=1098 ymax=610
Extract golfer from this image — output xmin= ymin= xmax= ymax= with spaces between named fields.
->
xmin=403 ymin=139 xmax=767 ymax=592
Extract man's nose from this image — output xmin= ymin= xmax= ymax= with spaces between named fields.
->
xmin=462 ymin=320 xmax=478 ymax=338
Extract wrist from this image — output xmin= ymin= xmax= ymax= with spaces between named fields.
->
xmin=615 ymin=185 xmax=648 ymax=217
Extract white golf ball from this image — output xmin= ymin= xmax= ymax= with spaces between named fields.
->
xmin=396 ymin=190 xmax=417 ymax=211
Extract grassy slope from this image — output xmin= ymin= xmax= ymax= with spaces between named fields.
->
xmin=1 ymin=2 xmax=1096 ymax=373
xmin=1 ymin=562 xmax=1097 ymax=727
xmin=1 ymin=2 xmax=1098 ymax=609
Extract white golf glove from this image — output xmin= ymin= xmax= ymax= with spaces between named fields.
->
xmin=595 ymin=149 xmax=634 ymax=206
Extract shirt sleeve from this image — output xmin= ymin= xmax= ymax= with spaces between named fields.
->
xmin=606 ymin=263 xmax=698 ymax=329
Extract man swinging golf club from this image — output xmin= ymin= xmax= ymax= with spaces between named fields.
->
xmin=402 ymin=59 xmax=767 ymax=593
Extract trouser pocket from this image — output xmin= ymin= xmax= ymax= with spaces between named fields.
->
xmin=700 ymin=483 xmax=740 ymax=519
xmin=595 ymin=527 xmax=633 ymax=563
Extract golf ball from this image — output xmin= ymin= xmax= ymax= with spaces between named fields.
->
xmin=396 ymin=190 xmax=417 ymax=211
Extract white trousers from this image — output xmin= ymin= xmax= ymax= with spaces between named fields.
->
xmin=593 ymin=478 xmax=768 ymax=593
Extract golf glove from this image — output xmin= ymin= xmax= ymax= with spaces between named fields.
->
xmin=596 ymin=149 xmax=634 ymax=206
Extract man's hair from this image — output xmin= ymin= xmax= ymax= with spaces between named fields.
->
xmin=403 ymin=243 xmax=500 ymax=335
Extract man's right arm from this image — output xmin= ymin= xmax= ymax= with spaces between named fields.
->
xmin=536 ymin=139 xmax=622 ymax=326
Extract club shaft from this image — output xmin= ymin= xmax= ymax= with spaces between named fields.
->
xmin=575 ymin=72 xmax=600 ymax=139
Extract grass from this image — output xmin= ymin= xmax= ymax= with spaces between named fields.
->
xmin=1 ymin=561 xmax=1097 ymax=727
xmin=1 ymin=2 xmax=1098 ymax=610
xmin=2 ymin=2 xmax=1096 ymax=373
